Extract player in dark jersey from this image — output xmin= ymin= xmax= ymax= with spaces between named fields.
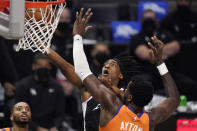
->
xmin=42 ymin=8 xmax=139 ymax=131
xmin=0 ymin=102 xmax=31 ymax=131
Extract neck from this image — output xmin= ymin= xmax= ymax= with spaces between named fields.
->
xmin=12 ymin=124 xmax=28 ymax=131
xmin=112 ymin=80 xmax=119 ymax=88
xmin=128 ymin=103 xmax=144 ymax=114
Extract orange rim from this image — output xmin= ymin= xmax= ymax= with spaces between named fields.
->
xmin=0 ymin=0 xmax=65 ymax=9
xmin=26 ymin=0 xmax=65 ymax=8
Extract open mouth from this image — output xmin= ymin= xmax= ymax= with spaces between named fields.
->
xmin=20 ymin=114 xmax=28 ymax=120
xmin=103 ymin=69 xmax=109 ymax=75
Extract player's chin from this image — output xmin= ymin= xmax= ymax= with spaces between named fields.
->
xmin=19 ymin=117 xmax=30 ymax=122
xmin=101 ymin=74 xmax=110 ymax=78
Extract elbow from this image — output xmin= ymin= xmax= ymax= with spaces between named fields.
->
xmin=170 ymin=41 xmax=181 ymax=55
xmin=174 ymin=41 xmax=181 ymax=54
xmin=175 ymin=98 xmax=180 ymax=107
xmin=171 ymin=97 xmax=180 ymax=108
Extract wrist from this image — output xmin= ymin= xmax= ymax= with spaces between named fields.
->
xmin=157 ymin=63 xmax=168 ymax=76
xmin=156 ymin=61 xmax=164 ymax=66
xmin=73 ymin=34 xmax=82 ymax=40
xmin=73 ymin=34 xmax=82 ymax=37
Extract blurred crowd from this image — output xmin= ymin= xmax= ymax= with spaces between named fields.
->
xmin=0 ymin=0 xmax=197 ymax=130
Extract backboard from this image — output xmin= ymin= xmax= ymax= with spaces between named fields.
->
xmin=0 ymin=0 xmax=25 ymax=39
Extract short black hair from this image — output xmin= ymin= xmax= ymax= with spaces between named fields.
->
xmin=33 ymin=52 xmax=48 ymax=64
xmin=127 ymin=75 xmax=153 ymax=107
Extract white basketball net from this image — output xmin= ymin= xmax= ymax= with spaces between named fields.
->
xmin=17 ymin=0 xmax=66 ymax=53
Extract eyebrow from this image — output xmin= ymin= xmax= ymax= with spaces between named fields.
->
xmin=16 ymin=105 xmax=29 ymax=109
xmin=16 ymin=106 xmax=22 ymax=108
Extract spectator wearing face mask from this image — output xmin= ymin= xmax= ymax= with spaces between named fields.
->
xmin=51 ymin=7 xmax=73 ymax=61
xmin=129 ymin=9 xmax=197 ymax=100
xmin=15 ymin=53 xmax=65 ymax=131
xmin=90 ymin=42 xmax=111 ymax=77
xmin=130 ymin=9 xmax=180 ymax=62
xmin=161 ymin=0 xmax=197 ymax=42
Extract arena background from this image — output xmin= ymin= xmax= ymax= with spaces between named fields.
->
xmin=0 ymin=0 xmax=197 ymax=131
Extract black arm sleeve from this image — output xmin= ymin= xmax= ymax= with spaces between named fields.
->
xmin=0 ymin=37 xmax=18 ymax=84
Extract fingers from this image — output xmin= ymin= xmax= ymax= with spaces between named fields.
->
xmin=149 ymin=50 xmax=153 ymax=59
xmin=84 ymin=8 xmax=91 ymax=19
xmin=148 ymin=42 xmax=157 ymax=55
xmin=79 ymin=8 xmax=84 ymax=22
xmin=151 ymin=36 xmax=164 ymax=48
xmin=84 ymin=9 xmax=93 ymax=25
xmin=76 ymin=11 xmax=79 ymax=23
xmin=85 ymin=12 xmax=93 ymax=24
xmin=149 ymin=50 xmax=155 ymax=63
xmin=78 ymin=8 xmax=93 ymax=24
xmin=85 ymin=26 xmax=93 ymax=33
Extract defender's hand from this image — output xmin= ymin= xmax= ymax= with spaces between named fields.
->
xmin=148 ymin=36 xmax=164 ymax=65
xmin=73 ymin=8 xmax=93 ymax=36
xmin=98 ymin=76 xmax=112 ymax=89
xmin=98 ymin=76 xmax=124 ymax=97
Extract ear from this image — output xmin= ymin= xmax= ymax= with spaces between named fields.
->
xmin=119 ymin=73 xmax=123 ymax=80
xmin=128 ymin=94 xmax=132 ymax=103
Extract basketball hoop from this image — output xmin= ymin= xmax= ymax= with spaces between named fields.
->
xmin=0 ymin=0 xmax=66 ymax=53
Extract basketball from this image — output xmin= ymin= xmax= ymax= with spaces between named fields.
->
xmin=25 ymin=8 xmax=55 ymax=23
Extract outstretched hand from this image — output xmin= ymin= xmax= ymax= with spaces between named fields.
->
xmin=148 ymin=36 xmax=164 ymax=65
xmin=73 ymin=8 xmax=93 ymax=36
xmin=98 ymin=76 xmax=124 ymax=97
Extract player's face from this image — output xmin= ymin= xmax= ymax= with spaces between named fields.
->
xmin=10 ymin=102 xmax=31 ymax=127
xmin=124 ymin=87 xmax=132 ymax=105
xmin=102 ymin=59 xmax=123 ymax=85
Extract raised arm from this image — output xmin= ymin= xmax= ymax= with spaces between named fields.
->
xmin=148 ymin=36 xmax=180 ymax=128
xmin=73 ymin=8 xmax=120 ymax=112
xmin=45 ymin=49 xmax=83 ymax=88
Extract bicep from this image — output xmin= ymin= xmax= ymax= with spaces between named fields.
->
xmin=83 ymin=75 xmax=119 ymax=111
xmin=150 ymin=98 xmax=177 ymax=125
